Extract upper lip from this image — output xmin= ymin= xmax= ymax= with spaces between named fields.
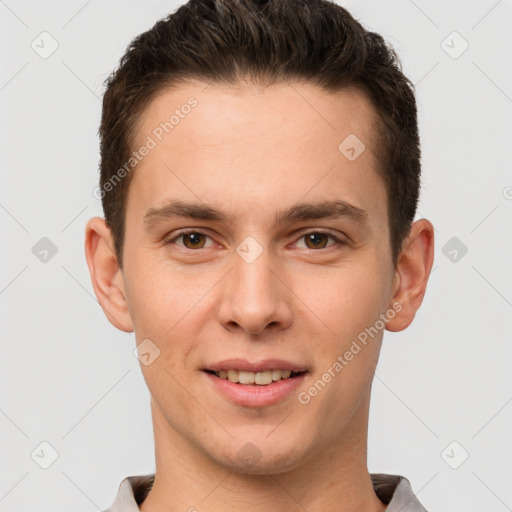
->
xmin=203 ymin=358 xmax=308 ymax=373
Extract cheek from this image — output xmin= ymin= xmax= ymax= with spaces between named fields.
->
xmin=126 ymin=266 xmax=202 ymax=407
xmin=298 ymin=272 xmax=386 ymax=440
xmin=124 ymin=256 xmax=216 ymax=381
xmin=125 ymin=253 xmax=198 ymax=336
xmin=301 ymin=259 xmax=390 ymax=341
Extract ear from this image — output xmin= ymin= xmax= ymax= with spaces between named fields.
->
xmin=386 ymin=218 xmax=435 ymax=332
xmin=84 ymin=216 xmax=134 ymax=333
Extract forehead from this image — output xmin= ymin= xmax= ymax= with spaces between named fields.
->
xmin=127 ymin=80 xmax=387 ymax=228
xmin=135 ymin=80 xmax=380 ymax=153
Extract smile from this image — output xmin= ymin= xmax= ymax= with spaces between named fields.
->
xmin=206 ymin=369 xmax=304 ymax=385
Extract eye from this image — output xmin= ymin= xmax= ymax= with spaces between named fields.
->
xmin=295 ymin=230 xmax=345 ymax=250
xmin=164 ymin=230 xmax=215 ymax=250
xmin=164 ymin=229 xmax=345 ymax=251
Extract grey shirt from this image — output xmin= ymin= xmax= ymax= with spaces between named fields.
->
xmin=103 ymin=473 xmax=428 ymax=511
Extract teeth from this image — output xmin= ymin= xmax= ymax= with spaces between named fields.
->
xmin=214 ymin=369 xmax=297 ymax=385
xmin=238 ymin=370 xmax=255 ymax=384
xmin=227 ymin=369 xmax=238 ymax=383
xmin=271 ymin=369 xmax=282 ymax=381
xmin=255 ymin=370 xmax=272 ymax=385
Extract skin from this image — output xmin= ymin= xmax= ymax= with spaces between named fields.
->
xmin=85 ymin=79 xmax=434 ymax=512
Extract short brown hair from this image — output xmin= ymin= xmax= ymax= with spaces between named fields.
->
xmin=99 ymin=0 xmax=421 ymax=269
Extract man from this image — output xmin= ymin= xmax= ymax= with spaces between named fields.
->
xmin=85 ymin=0 xmax=434 ymax=510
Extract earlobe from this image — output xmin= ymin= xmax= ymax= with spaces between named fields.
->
xmin=84 ymin=216 xmax=134 ymax=333
xmin=385 ymin=219 xmax=435 ymax=332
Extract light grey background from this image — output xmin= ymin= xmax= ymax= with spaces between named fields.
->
xmin=1 ymin=1 xmax=511 ymax=510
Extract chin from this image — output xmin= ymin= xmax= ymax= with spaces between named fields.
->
xmin=209 ymin=436 xmax=308 ymax=475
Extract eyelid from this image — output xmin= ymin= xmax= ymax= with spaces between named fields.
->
xmin=164 ymin=228 xmax=217 ymax=248
xmin=164 ymin=227 xmax=347 ymax=250
xmin=293 ymin=228 xmax=347 ymax=248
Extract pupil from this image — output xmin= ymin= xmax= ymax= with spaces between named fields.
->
xmin=186 ymin=233 xmax=202 ymax=247
xmin=308 ymin=233 xmax=325 ymax=248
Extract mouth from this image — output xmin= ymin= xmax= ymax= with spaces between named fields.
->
xmin=203 ymin=367 xmax=308 ymax=407
xmin=201 ymin=358 xmax=309 ymax=406
xmin=203 ymin=368 xmax=307 ymax=386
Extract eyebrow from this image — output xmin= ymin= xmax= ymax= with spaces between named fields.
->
xmin=143 ymin=199 xmax=368 ymax=231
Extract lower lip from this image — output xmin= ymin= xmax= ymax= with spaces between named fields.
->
xmin=204 ymin=371 xmax=307 ymax=407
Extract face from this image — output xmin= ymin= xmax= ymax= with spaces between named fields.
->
xmin=112 ymin=81 xmax=400 ymax=473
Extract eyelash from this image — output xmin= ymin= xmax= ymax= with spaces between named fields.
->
xmin=163 ymin=229 xmax=346 ymax=251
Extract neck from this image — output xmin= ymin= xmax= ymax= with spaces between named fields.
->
xmin=140 ymin=397 xmax=386 ymax=512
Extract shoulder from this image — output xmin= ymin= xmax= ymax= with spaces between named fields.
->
xmin=102 ymin=474 xmax=155 ymax=512
xmin=370 ymin=473 xmax=429 ymax=512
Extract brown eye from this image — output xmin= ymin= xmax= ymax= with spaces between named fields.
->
xmin=181 ymin=232 xmax=207 ymax=249
xmin=297 ymin=231 xmax=344 ymax=250
xmin=303 ymin=232 xmax=330 ymax=249
xmin=165 ymin=230 xmax=214 ymax=250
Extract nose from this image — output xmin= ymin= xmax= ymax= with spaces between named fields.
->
xmin=217 ymin=247 xmax=293 ymax=336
